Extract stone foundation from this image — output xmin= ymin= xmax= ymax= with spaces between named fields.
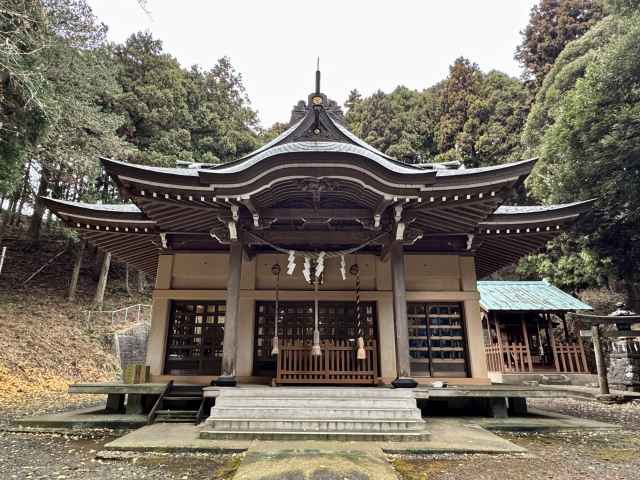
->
xmin=607 ymin=338 xmax=640 ymax=392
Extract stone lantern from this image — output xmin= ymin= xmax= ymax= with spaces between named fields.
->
xmin=606 ymin=303 xmax=640 ymax=392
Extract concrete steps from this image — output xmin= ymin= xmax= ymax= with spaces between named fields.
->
xmin=200 ymin=387 xmax=429 ymax=441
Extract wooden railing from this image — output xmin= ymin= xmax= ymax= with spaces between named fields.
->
xmin=276 ymin=340 xmax=378 ymax=385
xmin=486 ymin=341 xmax=589 ymax=374
xmin=554 ymin=341 xmax=589 ymax=373
xmin=485 ymin=343 xmax=531 ymax=373
xmin=147 ymin=380 xmax=173 ymax=425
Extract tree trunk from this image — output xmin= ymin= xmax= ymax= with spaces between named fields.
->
xmin=93 ymin=250 xmax=104 ymax=281
xmin=13 ymin=158 xmax=33 ymax=227
xmin=137 ymin=270 xmax=145 ymax=293
xmin=0 ymin=193 xmax=18 ymax=245
xmin=7 ymin=192 xmax=19 ymax=225
xmin=125 ymin=263 xmax=131 ymax=295
xmin=28 ymin=173 xmax=49 ymax=242
xmin=93 ymin=251 xmax=111 ymax=310
xmin=68 ymin=239 xmax=86 ymax=301
xmin=624 ymin=276 xmax=640 ymax=313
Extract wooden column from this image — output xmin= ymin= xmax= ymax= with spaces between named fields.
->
xmin=521 ymin=313 xmax=533 ymax=372
xmin=68 ymin=239 xmax=86 ymax=301
xmin=215 ymin=240 xmax=243 ymax=386
xmin=591 ymin=324 xmax=610 ymax=395
xmin=494 ymin=313 xmax=506 ymax=371
xmin=93 ymin=251 xmax=111 ymax=309
xmin=546 ymin=313 xmax=560 ymax=372
xmin=390 ymin=242 xmax=417 ymax=388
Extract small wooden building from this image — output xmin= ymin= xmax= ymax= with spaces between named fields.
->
xmin=43 ymin=71 xmax=594 ymax=388
xmin=479 ymin=281 xmax=593 ymax=382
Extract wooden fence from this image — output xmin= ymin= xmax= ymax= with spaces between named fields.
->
xmin=276 ymin=340 xmax=378 ymax=385
xmin=485 ymin=341 xmax=589 ymax=374
xmin=485 ymin=342 xmax=531 ymax=373
xmin=554 ymin=341 xmax=589 ymax=373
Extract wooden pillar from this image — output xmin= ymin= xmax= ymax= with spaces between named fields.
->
xmin=521 ymin=313 xmax=533 ymax=372
xmin=93 ymin=251 xmax=111 ymax=309
xmin=592 ymin=324 xmax=610 ymax=395
xmin=390 ymin=242 xmax=417 ymax=388
xmin=546 ymin=313 xmax=560 ymax=372
xmin=68 ymin=239 xmax=86 ymax=301
xmin=137 ymin=270 xmax=145 ymax=293
xmin=215 ymin=240 xmax=243 ymax=386
xmin=495 ymin=313 xmax=506 ymax=371
xmin=561 ymin=313 xmax=569 ymax=340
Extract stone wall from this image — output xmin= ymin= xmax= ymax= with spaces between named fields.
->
xmin=607 ymin=338 xmax=640 ymax=392
xmin=113 ymin=321 xmax=151 ymax=372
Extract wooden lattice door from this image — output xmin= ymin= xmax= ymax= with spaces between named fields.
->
xmin=253 ymin=301 xmax=378 ymax=381
xmin=408 ymin=302 xmax=469 ymax=378
xmin=164 ymin=301 xmax=225 ymax=375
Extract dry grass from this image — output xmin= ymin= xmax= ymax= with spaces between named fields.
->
xmin=0 ymin=228 xmax=151 ymax=416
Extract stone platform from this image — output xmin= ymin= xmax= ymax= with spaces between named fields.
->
xmin=201 ymin=387 xmax=429 ymax=441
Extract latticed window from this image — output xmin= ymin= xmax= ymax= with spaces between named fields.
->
xmin=164 ymin=301 xmax=225 ymax=375
xmin=408 ymin=303 xmax=468 ymax=377
xmin=253 ymin=301 xmax=377 ymax=377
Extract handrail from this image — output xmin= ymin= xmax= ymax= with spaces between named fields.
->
xmin=195 ymin=397 xmax=206 ymax=425
xmin=147 ymin=380 xmax=173 ymax=425
xmin=83 ymin=303 xmax=152 ymax=327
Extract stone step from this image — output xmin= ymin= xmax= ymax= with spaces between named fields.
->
xmin=213 ymin=387 xmax=412 ymax=399
xmin=163 ymin=396 xmax=202 ymax=401
xmin=200 ymin=429 xmax=430 ymax=442
xmin=210 ymin=406 xmax=422 ymax=420
xmin=214 ymin=397 xmax=415 ymax=409
xmin=156 ymin=409 xmax=198 ymax=415
xmin=206 ymin=418 xmax=426 ymax=432
xmin=156 ymin=418 xmax=198 ymax=424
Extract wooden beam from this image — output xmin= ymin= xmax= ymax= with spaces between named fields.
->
xmin=373 ymin=198 xmax=393 ymax=228
xmin=261 ymin=208 xmax=371 ymax=220
xmin=256 ymin=230 xmax=385 ymax=245
xmin=390 ymin=242 xmax=416 ymax=388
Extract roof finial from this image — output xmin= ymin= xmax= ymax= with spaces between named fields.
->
xmin=315 ymin=57 xmax=321 ymax=94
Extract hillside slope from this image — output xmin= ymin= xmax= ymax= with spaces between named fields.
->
xmin=0 ymin=225 xmax=152 ymax=417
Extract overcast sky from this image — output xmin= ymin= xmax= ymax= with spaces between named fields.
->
xmin=87 ymin=0 xmax=537 ymax=128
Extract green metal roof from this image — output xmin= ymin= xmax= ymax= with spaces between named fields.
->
xmin=477 ymin=281 xmax=593 ymax=312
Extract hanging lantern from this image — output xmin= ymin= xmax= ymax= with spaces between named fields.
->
xmin=271 ymin=263 xmax=281 ymax=356
xmin=350 ymin=263 xmax=366 ymax=360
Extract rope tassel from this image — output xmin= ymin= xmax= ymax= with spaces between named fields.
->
xmin=271 ymin=263 xmax=281 ymax=356
xmin=311 ymin=278 xmax=322 ymax=356
xmin=350 ymin=262 xmax=366 ymax=360
xmin=356 ymin=336 xmax=366 ymax=360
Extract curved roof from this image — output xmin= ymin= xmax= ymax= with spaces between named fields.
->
xmin=41 ymin=75 xmax=594 ymax=280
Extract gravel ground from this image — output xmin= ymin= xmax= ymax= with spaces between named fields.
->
xmin=0 ymin=393 xmax=106 ymax=428
xmin=1 ymin=396 xmax=639 ymax=480
xmin=392 ymin=397 xmax=640 ymax=480
xmin=0 ymin=429 xmax=242 ymax=479
xmin=529 ymin=397 xmax=640 ymax=430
